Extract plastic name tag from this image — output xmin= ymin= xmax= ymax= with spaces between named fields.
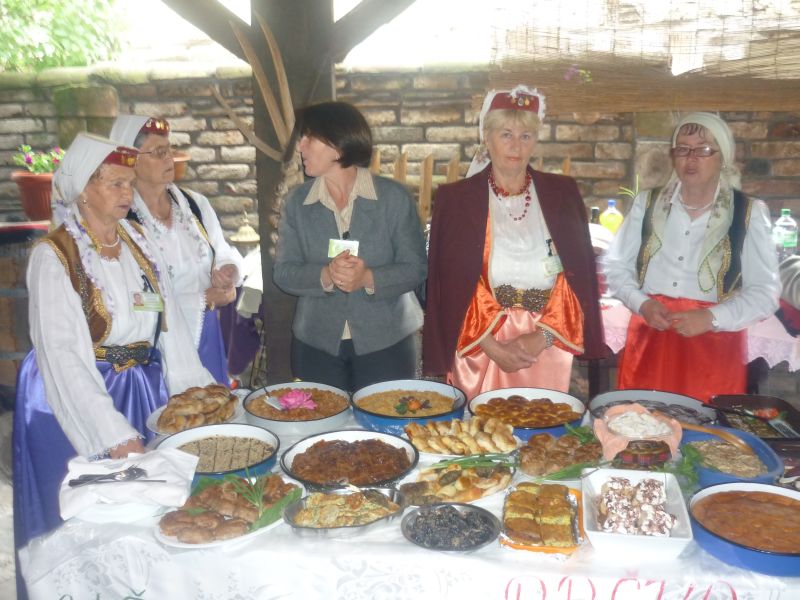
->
xmin=132 ymin=291 xmax=164 ymax=312
xmin=328 ymin=238 xmax=359 ymax=258
xmin=542 ymin=255 xmax=563 ymax=277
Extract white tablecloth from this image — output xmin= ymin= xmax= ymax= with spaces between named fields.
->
xmin=20 ymin=416 xmax=800 ymax=599
xmin=601 ymin=299 xmax=800 ymax=372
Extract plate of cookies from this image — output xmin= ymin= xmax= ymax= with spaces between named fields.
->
xmin=147 ymin=384 xmax=243 ymax=435
xmin=404 ymin=416 xmax=520 ymax=458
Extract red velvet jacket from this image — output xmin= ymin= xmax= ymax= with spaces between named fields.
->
xmin=422 ymin=165 xmax=606 ymax=375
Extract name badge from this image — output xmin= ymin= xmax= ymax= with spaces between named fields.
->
xmin=132 ymin=291 xmax=164 ymax=312
xmin=542 ymin=255 xmax=563 ymax=277
xmin=328 ymin=238 xmax=359 ymax=258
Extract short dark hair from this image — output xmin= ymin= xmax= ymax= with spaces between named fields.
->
xmin=294 ymin=101 xmax=373 ymax=168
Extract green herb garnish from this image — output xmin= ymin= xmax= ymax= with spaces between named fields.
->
xmin=428 ymin=453 xmax=519 ymax=470
xmin=655 ymin=443 xmax=701 ymax=492
xmin=564 ymin=424 xmax=597 ymax=445
xmin=394 ymin=396 xmax=431 ymax=415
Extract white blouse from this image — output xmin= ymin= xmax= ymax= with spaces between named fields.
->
xmin=27 ymin=241 xmax=214 ymax=458
xmin=132 ymin=184 xmax=244 ymax=345
xmin=489 ymin=183 xmax=556 ymax=291
xmin=604 ymin=187 xmax=780 ymax=331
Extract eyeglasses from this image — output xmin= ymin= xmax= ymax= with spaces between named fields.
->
xmin=138 ymin=145 xmax=173 ymax=160
xmin=670 ymin=145 xmax=719 ymax=158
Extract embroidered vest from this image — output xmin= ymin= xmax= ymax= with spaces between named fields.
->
xmin=41 ymin=224 xmax=164 ymax=346
xmin=635 ymin=188 xmax=752 ymax=301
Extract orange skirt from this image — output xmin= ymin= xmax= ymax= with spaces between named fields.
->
xmin=617 ymin=295 xmax=746 ymax=403
xmin=449 ymin=307 xmax=573 ymax=400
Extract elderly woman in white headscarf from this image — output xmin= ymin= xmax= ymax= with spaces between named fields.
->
xmin=13 ymin=133 xmax=214 ymax=552
xmin=109 ymin=115 xmax=244 ymax=384
xmin=604 ymin=112 xmax=780 ymax=402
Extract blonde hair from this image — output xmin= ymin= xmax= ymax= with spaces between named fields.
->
xmin=483 ymin=109 xmax=541 ymax=139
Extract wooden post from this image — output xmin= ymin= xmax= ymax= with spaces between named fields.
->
xmin=370 ymin=147 xmax=381 ymax=174
xmin=561 ymin=156 xmax=571 ymax=175
xmin=393 ymin=153 xmax=407 ymax=183
xmin=418 ymin=154 xmax=434 ymax=224
xmin=446 ymin=155 xmax=460 ymax=183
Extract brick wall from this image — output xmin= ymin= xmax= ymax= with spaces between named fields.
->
xmin=1 ymin=66 xmax=799 ymax=229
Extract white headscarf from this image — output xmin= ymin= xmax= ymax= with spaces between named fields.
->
xmin=52 ymin=133 xmax=121 ymax=224
xmin=672 ymin=111 xmax=741 ymax=190
xmin=109 ymin=115 xmax=149 ymax=148
xmin=466 ymin=85 xmax=547 ymax=177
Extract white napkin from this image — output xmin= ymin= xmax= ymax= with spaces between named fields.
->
xmin=59 ymin=448 xmax=199 ymax=522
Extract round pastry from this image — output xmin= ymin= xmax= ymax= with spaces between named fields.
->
xmin=613 ymin=440 xmax=672 ymax=470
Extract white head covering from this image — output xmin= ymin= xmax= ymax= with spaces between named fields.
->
xmin=466 ymin=84 xmax=546 ymax=177
xmin=109 ymin=115 xmax=150 ymax=148
xmin=672 ymin=111 xmax=741 ymax=190
xmin=52 ymin=133 xmax=122 ymax=222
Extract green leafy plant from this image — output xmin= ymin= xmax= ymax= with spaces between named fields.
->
xmin=0 ymin=0 xmax=120 ymax=72
xmin=13 ymin=145 xmax=64 ymax=174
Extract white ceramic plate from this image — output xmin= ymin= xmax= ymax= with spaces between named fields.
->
xmin=243 ymin=382 xmax=351 ymax=437
xmin=581 ymin=467 xmax=693 ymax=560
xmin=146 ymin=396 xmax=244 ymax=436
xmin=588 ymin=390 xmax=716 ymax=425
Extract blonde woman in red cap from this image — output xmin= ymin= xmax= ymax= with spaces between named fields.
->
xmin=423 ymin=86 xmax=605 ymax=399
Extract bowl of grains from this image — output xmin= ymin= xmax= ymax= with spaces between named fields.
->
xmin=157 ymin=423 xmax=278 ymax=484
xmin=350 ymin=379 xmax=466 ymax=436
xmin=244 ymin=382 xmax=351 ymax=437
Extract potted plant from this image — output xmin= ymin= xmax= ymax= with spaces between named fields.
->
xmin=11 ymin=144 xmax=64 ymax=221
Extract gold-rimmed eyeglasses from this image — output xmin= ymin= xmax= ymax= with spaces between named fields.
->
xmin=138 ymin=145 xmax=173 ymax=160
xmin=670 ymin=145 xmax=719 ymax=158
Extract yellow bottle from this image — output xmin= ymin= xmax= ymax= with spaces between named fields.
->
xmin=599 ymin=199 xmax=624 ymax=234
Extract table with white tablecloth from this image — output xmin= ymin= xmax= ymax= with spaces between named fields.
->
xmin=19 ymin=416 xmax=800 ymax=599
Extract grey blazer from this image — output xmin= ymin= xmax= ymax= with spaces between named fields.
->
xmin=273 ymin=174 xmax=427 ymax=356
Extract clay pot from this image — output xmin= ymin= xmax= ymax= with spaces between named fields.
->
xmin=172 ymin=151 xmax=190 ymax=181
xmin=11 ymin=171 xmax=53 ymax=221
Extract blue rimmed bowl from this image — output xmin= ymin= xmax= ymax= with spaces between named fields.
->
xmin=680 ymin=427 xmax=783 ymax=487
xmin=156 ymin=423 xmax=279 ymax=485
xmin=351 ymin=379 xmax=466 ymax=436
xmin=690 ymin=482 xmax=800 ymax=576
xmin=468 ymin=387 xmax=585 ymax=441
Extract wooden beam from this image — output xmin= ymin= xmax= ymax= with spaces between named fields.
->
xmin=418 ymin=154 xmax=434 ymax=224
xmin=161 ymin=0 xmax=246 ymax=61
xmin=330 ymin=0 xmax=417 ymax=62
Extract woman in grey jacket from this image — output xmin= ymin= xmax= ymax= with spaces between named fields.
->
xmin=274 ymin=102 xmax=427 ymax=391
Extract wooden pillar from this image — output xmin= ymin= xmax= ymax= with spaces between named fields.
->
xmin=252 ymin=0 xmax=335 ymax=383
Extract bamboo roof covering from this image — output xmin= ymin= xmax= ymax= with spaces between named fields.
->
xmin=489 ymin=0 xmax=800 ymax=113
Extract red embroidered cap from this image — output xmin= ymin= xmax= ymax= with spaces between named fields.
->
xmin=102 ymin=146 xmax=139 ymax=167
xmin=141 ymin=117 xmax=170 ymax=136
xmin=488 ymin=90 xmax=540 ymax=114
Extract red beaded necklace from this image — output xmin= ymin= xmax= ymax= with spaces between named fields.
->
xmin=489 ymin=171 xmax=533 ymax=221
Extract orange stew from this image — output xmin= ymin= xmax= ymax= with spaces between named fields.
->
xmin=692 ymin=491 xmax=800 ymax=554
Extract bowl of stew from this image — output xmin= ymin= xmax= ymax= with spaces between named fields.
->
xmin=690 ymin=482 xmax=800 ymax=576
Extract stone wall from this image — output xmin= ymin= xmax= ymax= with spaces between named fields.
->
xmin=0 ymin=65 xmax=256 ymax=231
xmin=1 ymin=66 xmax=799 ymax=226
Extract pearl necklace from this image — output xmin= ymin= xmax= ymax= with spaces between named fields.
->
xmin=100 ymin=234 xmax=121 ymax=249
xmin=680 ymin=198 xmax=714 ymax=212
xmin=489 ymin=171 xmax=533 ymax=221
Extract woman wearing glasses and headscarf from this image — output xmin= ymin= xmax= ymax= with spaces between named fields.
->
xmin=109 ymin=115 xmax=244 ymax=384
xmin=13 ymin=133 xmax=214 ymax=554
xmin=603 ymin=112 xmax=780 ymax=402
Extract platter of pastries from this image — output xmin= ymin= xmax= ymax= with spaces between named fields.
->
xmin=156 ymin=474 xmax=301 ymax=548
xmin=500 ymin=482 xmax=583 ymax=553
xmin=404 ymin=417 xmax=518 ymax=456
xmin=284 ymin=488 xmax=404 ymax=536
xmin=148 ymin=384 xmax=242 ymax=435
xmin=399 ymin=461 xmax=514 ymax=505
xmin=519 ymin=432 xmax=603 ymax=478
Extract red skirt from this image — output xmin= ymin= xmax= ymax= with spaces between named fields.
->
xmin=617 ymin=295 xmax=746 ymax=403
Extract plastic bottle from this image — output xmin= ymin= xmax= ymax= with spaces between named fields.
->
xmin=773 ymin=208 xmax=798 ymax=263
xmin=599 ymin=199 xmax=624 ymax=234
xmin=590 ymin=206 xmax=600 ymax=224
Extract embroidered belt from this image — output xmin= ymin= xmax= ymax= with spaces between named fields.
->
xmin=494 ymin=284 xmax=551 ymax=313
xmin=94 ymin=341 xmax=152 ymax=372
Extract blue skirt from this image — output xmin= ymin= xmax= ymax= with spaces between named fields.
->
xmin=198 ymin=308 xmax=229 ymax=384
xmin=12 ymin=349 xmax=168 ymax=550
